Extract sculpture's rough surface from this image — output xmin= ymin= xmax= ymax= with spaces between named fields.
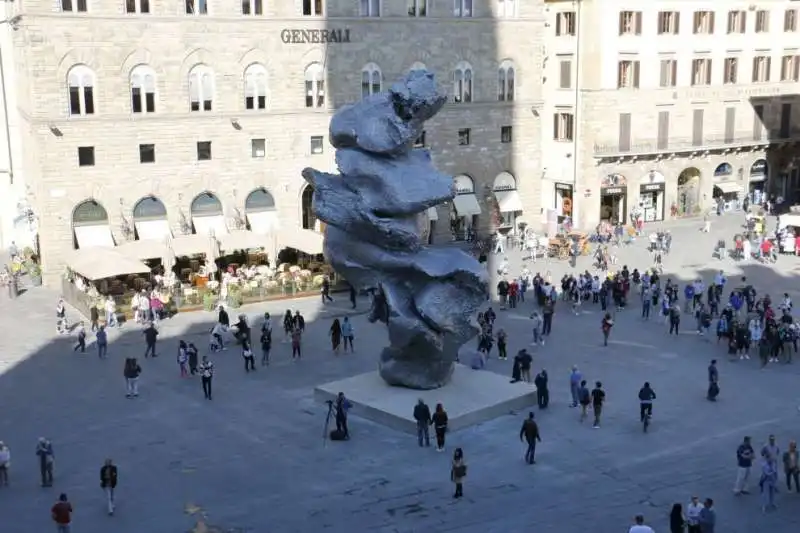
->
xmin=302 ymin=70 xmax=490 ymax=389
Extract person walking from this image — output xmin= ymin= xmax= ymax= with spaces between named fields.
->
xmin=591 ymin=381 xmax=605 ymax=429
xmin=99 ymin=458 xmax=118 ymax=515
xmin=782 ymin=440 xmax=800 ymax=493
xmin=541 ymin=298 xmax=554 ymax=339
xmin=341 ymin=317 xmax=355 ymax=352
xmin=760 ymin=457 xmax=778 ymax=512
xmin=177 ymin=341 xmax=189 ymax=377
xmin=96 ymin=325 xmax=108 ymax=359
xmin=0 ymin=441 xmax=9 ymax=486
xmin=291 ymin=325 xmax=302 ymax=359
xmin=330 ymin=319 xmax=342 ymax=354
xmin=450 ymin=448 xmax=466 ymax=499
xmin=124 ymin=358 xmax=141 ymax=398
xmin=321 ymin=275 xmax=334 ymax=303
xmin=36 ymin=437 xmax=55 ymax=487
xmin=534 ymin=370 xmax=549 ymax=409
xmin=259 ymin=325 xmax=272 ymax=366
xmin=698 ymin=498 xmax=716 ymax=532
xmin=218 ymin=305 xmax=230 ymax=327
xmin=51 ymin=493 xmax=73 ymax=533
xmin=519 ymin=412 xmax=542 ymax=464
xmin=496 ymin=328 xmax=508 ymax=360
xmin=601 ymin=313 xmax=613 ymax=346
xmin=334 ymin=392 xmax=352 ymax=439
xmin=349 ymin=284 xmax=357 ymax=309
xmin=686 ymin=496 xmax=703 ymax=533
xmin=104 ymin=295 xmax=117 ymax=328
xmin=56 ymin=298 xmax=67 ymax=334
xmin=734 ymin=435 xmax=755 ymax=495
xmin=577 ymin=380 xmax=591 ymax=422
xmin=628 ymin=514 xmax=655 ymax=533
xmin=432 ymin=403 xmax=448 ymax=452
xmin=530 ymin=311 xmax=543 ymax=346
xmin=707 ymin=359 xmax=719 ymax=401
xmin=73 ymin=322 xmax=86 ymax=353
xmin=413 ymin=399 xmax=432 ymax=447
xmin=143 ymin=322 xmax=158 ymax=358
xmin=669 ymin=303 xmax=681 ymax=335
xmin=199 ymin=356 xmax=214 ymax=400
xmin=242 ymin=340 xmax=256 ymax=372
xmin=187 ymin=343 xmax=199 ymax=374
xmin=569 ymin=366 xmax=582 ymax=408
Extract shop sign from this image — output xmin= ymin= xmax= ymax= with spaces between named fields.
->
xmin=750 ymin=160 xmax=767 ymax=176
xmin=602 ymin=187 xmax=624 ymax=195
xmin=281 ymin=29 xmax=352 ymax=44
xmin=555 ymin=183 xmax=573 ymax=191
xmin=641 ymin=183 xmax=665 ymax=192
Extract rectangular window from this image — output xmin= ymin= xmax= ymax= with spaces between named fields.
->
xmin=692 ymin=109 xmax=704 ymax=146
xmin=242 ymin=0 xmax=263 ymax=15
xmin=408 ymin=0 xmax=426 ymax=17
xmin=61 ymin=0 xmax=72 ymax=11
xmin=556 ymin=12 xmax=576 ymax=36
xmin=724 ymin=57 xmax=738 ymax=84
xmin=781 ymin=55 xmax=800 ymax=82
xmin=185 ymin=0 xmax=208 ymax=15
xmin=785 ymin=9 xmax=798 ymax=32
xmin=69 ymin=87 xmax=81 ymax=115
xmin=196 ymin=141 xmax=212 ymax=161
xmin=554 ymin=112 xmax=574 ymax=141
xmin=693 ymin=11 xmax=715 ymax=34
xmin=617 ymin=60 xmax=640 ymax=88
xmin=657 ymin=111 xmax=669 ymax=150
xmin=76 ymin=0 xmax=87 ymax=11
xmin=454 ymin=0 xmax=473 ymax=18
xmin=310 ymin=135 xmax=324 ymax=154
xmin=659 ymin=59 xmax=677 ymax=87
xmin=780 ymin=103 xmax=792 ymax=138
xmin=78 ymin=146 xmax=95 ymax=167
xmin=752 ymin=56 xmax=771 ymax=83
xmin=251 ymin=138 xmax=266 ymax=158
xmin=458 ymin=128 xmax=471 ymax=146
xmin=657 ymin=11 xmax=680 ymax=35
xmin=360 ymin=0 xmax=380 ymax=17
xmin=413 ymin=131 xmax=426 ymax=148
xmin=501 ymin=126 xmax=512 ymax=143
xmin=727 ymin=10 xmax=746 ymax=34
xmin=755 ymin=10 xmax=770 ymax=33
xmin=559 ymin=60 xmax=572 ymax=89
xmin=618 ymin=11 xmax=642 ymax=35
xmin=139 ymin=143 xmax=155 ymax=163
xmin=498 ymin=0 xmax=516 ymax=18
xmin=753 ymin=105 xmax=765 ymax=141
xmin=691 ymin=58 xmax=712 ymax=86
xmin=302 ymin=0 xmax=322 ymax=16
xmin=126 ymin=0 xmax=150 ymax=13
xmin=724 ymin=107 xmax=735 ymax=144
xmin=618 ymin=113 xmax=631 ymax=152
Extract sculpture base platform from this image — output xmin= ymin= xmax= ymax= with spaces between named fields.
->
xmin=314 ymin=365 xmax=537 ymax=435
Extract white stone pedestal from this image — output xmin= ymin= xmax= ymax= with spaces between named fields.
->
xmin=314 ymin=365 xmax=537 ymax=434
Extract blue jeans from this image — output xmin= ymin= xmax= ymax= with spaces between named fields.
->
xmin=570 ymin=384 xmax=579 ymax=406
xmin=57 ymin=524 xmax=71 ymax=533
xmin=417 ymin=421 xmax=430 ymax=446
xmin=106 ymin=311 xmax=116 ymax=327
xmin=762 ymin=480 xmax=776 ymax=507
xmin=97 ymin=343 xmax=107 ymax=358
xmin=524 ymin=441 xmax=537 ymax=464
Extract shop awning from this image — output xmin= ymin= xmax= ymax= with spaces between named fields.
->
xmin=427 ymin=206 xmax=439 ymax=221
xmin=115 ymin=239 xmax=169 ymax=260
xmin=171 ymin=234 xmax=211 ymax=257
xmin=247 ymin=211 xmax=279 ymax=234
xmin=74 ymin=225 xmax=115 ymax=250
xmin=66 ymin=248 xmax=150 ymax=280
xmin=192 ymin=215 xmax=228 ymax=237
xmin=282 ymin=228 xmax=324 ymax=255
xmin=715 ymin=182 xmax=744 ymax=194
xmin=452 ymin=194 xmax=482 ymax=216
xmin=219 ymin=230 xmax=270 ymax=252
xmin=134 ymin=219 xmax=171 ymax=241
xmin=749 ymin=175 xmax=766 ymax=182
xmin=494 ymin=190 xmax=524 ymax=212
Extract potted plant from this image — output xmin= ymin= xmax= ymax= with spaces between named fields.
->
xmin=28 ymin=262 xmax=42 ymax=286
xmin=202 ymin=290 xmax=217 ymax=312
xmin=226 ymin=283 xmax=243 ymax=309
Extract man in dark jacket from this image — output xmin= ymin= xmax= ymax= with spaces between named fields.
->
xmin=100 ymin=459 xmax=118 ymax=515
xmin=218 ymin=305 xmax=230 ymax=327
xmin=534 ymin=370 xmax=549 ymax=409
xmin=519 ymin=412 xmax=542 ymax=464
xmin=143 ymin=323 xmax=158 ymax=358
xmin=413 ymin=399 xmax=432 ymax=447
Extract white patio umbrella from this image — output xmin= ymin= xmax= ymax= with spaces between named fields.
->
xmin=162 ymin=234 xmax=177 ymax=275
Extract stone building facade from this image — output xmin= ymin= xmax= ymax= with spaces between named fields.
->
xmin=11 ymin=0 xmax=544 ymax=284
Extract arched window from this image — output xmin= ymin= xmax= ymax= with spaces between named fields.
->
xmin=67 ymin=65 xmax=95 ymax=116
xmin=453 ymin=61 xmax=473 ymax=103
xmin=409 ymin=62 xmax=427 ymax=73
xmin=498 ymin=60 xmax=515 ymax=102
xmin=244 ymin=63 xmax=268 ymax=110
xmin=130 ymin=65 xmax=156 ymax=114
xmin=305 ymin=63 xmax=325 ymax=108
xmin=188 ymin=65 xmax=215 ymax=112
xmin=361 ymin=63 xmax=382 ymax=98
xmin=301 ymin=185 xmax=317 ymax=230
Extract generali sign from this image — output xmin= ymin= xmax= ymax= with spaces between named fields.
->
xmin=280 ymin=29 xmax=352 ymax=44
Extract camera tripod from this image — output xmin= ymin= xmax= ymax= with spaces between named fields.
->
xmin=322 ymin=400 xmax=334 ymax=447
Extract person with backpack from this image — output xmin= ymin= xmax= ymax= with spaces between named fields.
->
xmin=577 ymin=380 xmax=591 ymax=422
xmin=601 ymin=313 xmax=614 ymax=346
xmin=669 ymin=303 xmax=681 ymax=335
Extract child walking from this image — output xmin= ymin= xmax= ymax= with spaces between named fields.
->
xmin=177 ymin=340 xmax=189 ymax=377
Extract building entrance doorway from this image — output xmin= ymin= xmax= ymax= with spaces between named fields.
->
xmin=600 ymin=192 xmax=626 ymax=224
xmin=677 ymin=167 xmax=701 ymax=216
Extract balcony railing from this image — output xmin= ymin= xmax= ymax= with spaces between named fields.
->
xmin=594 ymin=129 xmax=800 ymax=157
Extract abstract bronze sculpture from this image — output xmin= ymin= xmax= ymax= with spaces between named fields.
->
xmin=302 ymin=70 xmax=489 ymax=389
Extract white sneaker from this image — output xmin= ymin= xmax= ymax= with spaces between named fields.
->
xmin=745 ymin=354 xmax=750 ymax=359
xmin=541 ymin=340 xmax=545 ymax=346
xmin=739 ymin=355 xmax=744 ymax=360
